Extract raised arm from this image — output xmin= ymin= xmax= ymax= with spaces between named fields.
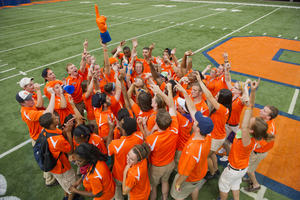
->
xmin=175 ymin=82 xmax=197 ymax=119
xmin=201 ymin=65 xmax=211 ymax=79
xmin=106 ymin=115 xmax=115 ymax=147
xmin=83 ymin=39 xmax=89 ymax=53
xmin=119 ymin=70 xmax=131 ymax=109
xmin=249 ymin=78 xmax=260 ymax=110
xmin=171 ymin=48 xmax=179 ymax=66
xmin=113 ymin=44 xmax=122 ymax=58
xmin=80 ymin=50 xmax=87 ymax=73
xmin=241 ymin=88 xmax=252 ymax=147
xmin=44 ymin=87 xmax=55 ymax=114
xmin=224 ymin=63 xmax=232 ymax=90
xmin=132 ymin=38 xmax=138 ymax=55
xmin=149 ymin=58 xmax=163 ymax=86
xmin=148 ymin=43 xmax=155 ymax=59
xmin=181 ymin=50 xmax=194 ymax=76
xmin=197 ymin=72 xmax=220 ymax=110
xmin=34 ymin=83 xmax=44 ymax=108
xmin=100 ymin=40 xmax=110 ymax=76
xmin=60 ymin=86 xmax=67 ymax=109
xmin=111 ymin=40 xmax=126 ymax=55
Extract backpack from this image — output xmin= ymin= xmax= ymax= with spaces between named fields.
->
xmin=33 ymin=129 xmax=62 ymax=172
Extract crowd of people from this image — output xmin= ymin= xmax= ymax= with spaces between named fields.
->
xmin=16 ymin=36 xmax=278 ymax=200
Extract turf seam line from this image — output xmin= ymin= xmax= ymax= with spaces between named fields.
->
xmin=288 ymin=89 xmax=299 ymax=114
xmin=171 ymin=0 xmax=300 ymax=9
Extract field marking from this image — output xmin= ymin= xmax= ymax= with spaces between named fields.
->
xmin=288 ymin=89 xmax=299 ymax=114
xmin=0 ymin=68 xmax=15 ymax=73
xmin=249 ymin=31 xmax=253 ymax=33
xmin=223 ymin=27 xmax=227 ymax=30
xmin=0 ymin=4 xmax=210 ymax=53
xmin=171 ymin=0 xmax=300 ymax=9
xmin=0 ymin=14 xmax=76 ymax=29
xmin=0 ymin=63 xmax=8 ymax=68
xmin=295 ymin=37 xmax=298 ymax=39
xmin=263 ymin=32 xmax=267 ymax=35
xmin=0 ymin=139 xmax=31 ymax=159
xmin=200 ymin=25 xmax=204 ymax=27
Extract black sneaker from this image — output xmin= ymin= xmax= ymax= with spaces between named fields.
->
xmin=204 ymin=172 xmax=218 ymax=180
xmin=215 ymin=169 xmax=221 ymax=175
xmin=46 ymin=180 xmax=60 ymax=187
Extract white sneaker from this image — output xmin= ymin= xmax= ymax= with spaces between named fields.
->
xmin=219 ymin=156 xmax=228 ymax=162
xmin=218 ymin=148 xmax=226 ymax=154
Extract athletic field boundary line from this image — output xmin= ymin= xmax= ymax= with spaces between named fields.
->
xmin=0 ymin=4 xmax=224 ymax=82
xmin=288 ymin=89 xmax=299 ymax=114
xmin=171 ymin=0 xmax=300 ymax=9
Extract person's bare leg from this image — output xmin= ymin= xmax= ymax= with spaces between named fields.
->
xmin=232 ymin=190 xmax=240 ymax=200
xmin=207 ymin=157 xmax=215 ymax=175
xmin=247 ymin=172 xmax=260 ymax=188
xmin=150 ymin=186 xmax=157 ymax=200
xmin=211 ymin=153 xmax=219 ymax=171
xmin=190 ymin=187 xmax=199 ymax=200
xmin=220 ymin=191 xmax=228 ymax=200
xmin=161 ymin=181 xmax=169 ymax=200
xmin=223 ymin=143 xmax=231 ymax=156
xmin=68 ymin=193 xmax=75 ymax=200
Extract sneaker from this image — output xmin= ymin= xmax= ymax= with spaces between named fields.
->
xmin=46 ymin=180 xmax=60 ymax=187
xmin=244 ymin=185 xmax=261 ymax=192
xmin=215 ymin=169 xmax=221 ymax=175
xmin=242 ymin=177 xmax=253 ymax=185
xmin=219 ymin=156 xmax=228 ymax=162
xmin=204 ymin=172 xmax=218 ymax=180
xmin=218 ymin=148 xmax=226 ymax=154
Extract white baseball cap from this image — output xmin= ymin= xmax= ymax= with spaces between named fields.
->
xmin=16 ymin=91 xmax=33 ymax=103
xmin=19 ymin=77 xmax=34 ymax=88
xmin=177 ymin=97 xmax=189 ymax=113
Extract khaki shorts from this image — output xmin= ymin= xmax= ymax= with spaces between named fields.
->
xmin=113 ymin=178 xmax=124 ymax=200
xmin=224 ymin=124 xmax=239 ymax=145
xmin=170 ymin=173 xmax=204 ymax=199
xmin=31 ymin=138 xmax=36 ymax=146
xmin=174 ymin=150 xmax=182 ymax=172
xmin=218 ymin=164 xmax=248 ymax=193
xmin=149 ymin=161 xmax=175 ymax=187
xmin=51 ymin=168 xmax=79 ymax=194
xmin=247 ymin=151 xmax=268 ymax=173
xmin=211 ymin=138 xmax=225 ymax=152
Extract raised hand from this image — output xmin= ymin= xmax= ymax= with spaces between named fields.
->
xmin=132 ymin=38 xmax=138 ymax=48
xmin=222 ymin=51 xmax=228 ymax=61
xmin=120 ymin=40 xmax=126 ymax=47
xmin=250 ymin=78 xmax=260 ymax=91
xmin=185 ymin=50 xmax=194 ymax=56
xmin=149 ymin=43 xmax=155 ymax=50
xmin=83 ymin=39 xmax=89 ymax=49
xmin=171 ymin=48 xmax=176 ymax=55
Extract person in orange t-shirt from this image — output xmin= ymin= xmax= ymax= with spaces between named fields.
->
xmin=19 ymin=77 xmax=44 ymax=109
xmin=41 ymin=68 xmax=58 ymax=100
xmin=104 ymin=81 xmax=123 ymax=117
xmin=39 ymin=113 xmax=79 ymax=200
xmin=92 ymin=92 xmax=116 ymax=142
xmin=244 ymin=104 xmax=279 ymax=192
xmin=48 ymin=80 xmax=75 ymax=127
xmin=106 ymin=116 xmax=144 ymax=200
xmin=218 ymin=79 xmax=275 ymax=200
xmin=170 ymin=89 xmax=213 ymax=199
xmin=220 ymin=65 xmax=248 ymax=162
xmin=16 ymin=88 xmax=57 ymax=186
xmin=191 ymin=82 xmax=209 ymax=117
xmin=144 ymin=83 xmax=178 ymax=200
xmin=136 ymin=46 xmax=157 ymax=73
xmin=196 ymin=72 xmax=232 ymax=180
xmin=69 ymin=143 xmax=115 ymax=200
xmin=122 ymin=143 xmax=151 ymax=200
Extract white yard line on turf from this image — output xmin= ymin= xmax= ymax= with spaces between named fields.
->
xmin=0 ymin=68 xmax=15 ymax=73
xmin=0 ymin=4 xmax=210 ymax=54
xmin=0 ymin=63 xmax=8 ymax=67
xmin=0 ymin=139 xmax=31 ymax=159
xmin=171 ymin=0 xmax=300 ymax=9
xmin=288 ymin=89 xmax=299 ymax=114
xmin=0 ymin=5 xmax=280 ymax=158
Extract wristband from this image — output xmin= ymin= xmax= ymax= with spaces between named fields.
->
xmin=124 ymin=63 xmax=128 ymax=66
xmin=175 ymin=184 xmax=180 ymax=187
xmin=143 ymin=124 xmax=147 ymax=126
xmin=184 ymin=95 xmax=189 ymax=98
xmin=225 ymin=60 xmax=228 ymax=63
xmin=225 ymin=72 xmax=229 ymax=75
xmin=103 ymin=49 xmax=107 ymax=51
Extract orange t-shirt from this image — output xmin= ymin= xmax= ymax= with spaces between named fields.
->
xmin=194 ymin=99 xmax=209 ymax=117
xmin=136 ymin=57 xmax=157 ymax=73
xmin=66 ymin=71 xmax=85 ymax=104
xmin=82 ymin=92 xmax=95 ymax=120
xmin=178 ymin=133 xmax=211 ymax=182
xmin=94 ymin=107 xmax=115 ymax=139
xmin=176 ymin=112 xmax=193 ymax=151
xmin=74 ymin=133 xmax=107 ymax=155
xmin=130 ymin=72 xmax=146 ymax=85
xmin=214 ymin=75 xmax=228 ymax=96
xmin=131 ymin=103 xmax=154 ymax=119
xmin=44 ymin=81 xmax=55 ymax=100
xmin=228 ymin=135 xmax=256 ymax=169
xmin=83 ymin=160 xmax=116 ymax=200
xmin=20 ymin=106 xmax=44 ymax=140
xmin=118 ymin=53 xmax=138 ymax=65
xmin=125 ymin=159 xmax=150 ymax=200
xmin=108 ymin=95 xmax=123 ymax=118
xmin=146 ymin=111 xmax=157 ymax=132
xmin=254 ymin=120 xmax=276 ymax=153
xmin=227 ymin=96 xmax=244 ymax=126
xmin=210 ymin=104 xmax=229 ymax=139
xmin=98 ymin=68 xmax=116 ymax=93
xmin=146 ymin=116 xmax=178 ymax=166
xmin=161 ymin=62 xmax=176 ymax=77
xmin=46 ymin=128 xmax=71 ymax=174
xmin=108 ymin=132 xmax=144 ymax=181
xmin=54 ymin=94 xmax=75 ymax=126
xmin=205 ymin=75 xmax=217 ymax=97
